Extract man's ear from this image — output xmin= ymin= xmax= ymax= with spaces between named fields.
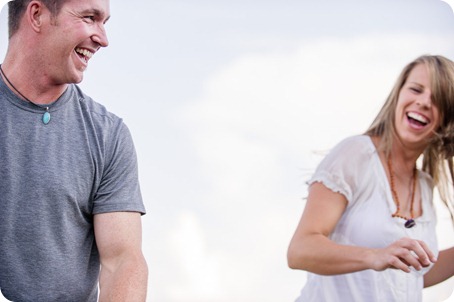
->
xmin=27 ymin=1 xmax=46 ymax=33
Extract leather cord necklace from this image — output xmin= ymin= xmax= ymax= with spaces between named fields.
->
xmin=0 ymin=64 xmax=51 ymax=124
xmin=387 ymin=155 xmax=417 ymax=228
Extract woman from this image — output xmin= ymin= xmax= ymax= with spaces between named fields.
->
xmin=287 ymin=55 xmax=454 ymax=301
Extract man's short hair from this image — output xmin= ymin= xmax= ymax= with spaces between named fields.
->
xmin=8 ymin=0 xmax=66 ymax=38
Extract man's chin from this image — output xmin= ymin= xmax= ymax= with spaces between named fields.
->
xmin=70 ymin=71 xmax=85 ymax=84
xmin=73 ymin=76 xmax=84 ymax=84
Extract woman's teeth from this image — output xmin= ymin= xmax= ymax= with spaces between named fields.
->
xmin=407 ymin=112 xmax=429 ymax=125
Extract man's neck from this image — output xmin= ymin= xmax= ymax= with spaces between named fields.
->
xmin=1 ymin=58 xmax=68 ymax=105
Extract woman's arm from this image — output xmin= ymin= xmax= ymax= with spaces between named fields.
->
xmin=287 ymin=182 xmax=436 ymax=275
xmin=424 ymin=247 xmax=454 ymax=287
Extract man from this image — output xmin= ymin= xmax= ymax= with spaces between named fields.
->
xmin=0 ymin=0 xmax=148 ymax=301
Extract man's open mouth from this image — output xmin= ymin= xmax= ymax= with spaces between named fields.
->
xmin=75 ymin=47 xmax=94 ymax=63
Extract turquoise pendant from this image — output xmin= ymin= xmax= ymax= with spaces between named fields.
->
xmin=42 ymin=110 xmax=50 ymax=125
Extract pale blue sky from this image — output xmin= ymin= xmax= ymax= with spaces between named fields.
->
xmin=1 ymin=1 xmax=454 ymax=301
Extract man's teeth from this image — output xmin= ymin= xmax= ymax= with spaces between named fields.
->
xmin=407 ymin=112 xmax=428 ymax=124
xmin=75 ymin=48 xmax=93 ymax=59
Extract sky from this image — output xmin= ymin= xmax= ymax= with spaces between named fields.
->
xmin=2 ymin=0 xmax=454 ymax=301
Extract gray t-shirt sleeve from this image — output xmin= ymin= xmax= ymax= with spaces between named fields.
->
xmin=92 ymin=121 xmax=145 ymax=215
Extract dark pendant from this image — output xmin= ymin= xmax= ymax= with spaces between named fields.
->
xmin=405 ymin=219 xmax=416 ymax=228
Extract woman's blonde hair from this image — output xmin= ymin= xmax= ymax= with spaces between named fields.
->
xmin=366 ymin=55 xmax=454 ymax=211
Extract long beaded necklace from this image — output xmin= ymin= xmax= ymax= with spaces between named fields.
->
xmin=0 ymin=64 xmax=51 ymax=124
xmin=387 ymin=155 xmax=417 ymax=228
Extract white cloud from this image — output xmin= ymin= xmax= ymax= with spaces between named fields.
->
xmin=184 ymin=34 xmax=453 ymax=157
xmin=165 ymin=211 xmax=222 ymax=302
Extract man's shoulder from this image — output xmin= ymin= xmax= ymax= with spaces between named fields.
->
xmin=70 ymin=84 xmax=123 ymax=126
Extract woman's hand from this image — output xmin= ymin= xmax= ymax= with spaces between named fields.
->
xmin=369 ymin=237 xmax=437 ymax=273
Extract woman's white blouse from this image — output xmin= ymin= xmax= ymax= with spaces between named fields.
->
xmin=296 ymin=135 xmax=438 ymax=302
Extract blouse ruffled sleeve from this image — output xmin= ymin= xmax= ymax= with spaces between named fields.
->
xmin=307 ymin=136 xmax=374 ymax=206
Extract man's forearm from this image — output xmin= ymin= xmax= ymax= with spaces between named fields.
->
xmin=99 ymin=255 xmax=148 ymax=302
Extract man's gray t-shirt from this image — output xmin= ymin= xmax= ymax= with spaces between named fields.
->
xmin=0 ymin=78 xmax=146 ymax=301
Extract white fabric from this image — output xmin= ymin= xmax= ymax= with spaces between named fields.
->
xmin=296 ymin=135 xmax=438 ymax=302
